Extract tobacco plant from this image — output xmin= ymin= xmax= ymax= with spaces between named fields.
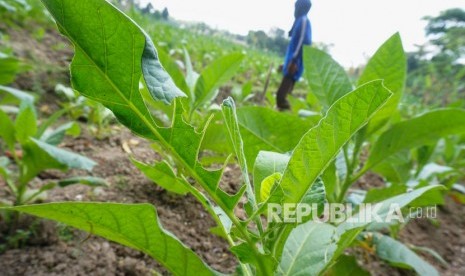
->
xmin=55 ymin=84 xmax=115 ymax=139
xmin=1 ymin=1 xmax=452 ymax=275
xmin=0 ymin=86 xmax=106 ymax=206
xmin=300 ymin=34 xmax=465 ymax=273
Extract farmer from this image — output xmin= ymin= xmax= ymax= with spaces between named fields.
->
xmin=276 ymin=0 xmax=312 ymax=110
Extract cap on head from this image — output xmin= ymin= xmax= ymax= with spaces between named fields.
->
xmin=294 ymin=0 xmax=312 ymax=18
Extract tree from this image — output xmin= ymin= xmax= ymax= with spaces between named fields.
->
xmin=405 ymin=8 xmax=465 ymax=107
xmin=424 ymin=8 xmax=465 ymax=60
xmin=141 ymin=3 xmax=154 ymax=15
xmin=161 ymin=7 xmax=169 ymax=20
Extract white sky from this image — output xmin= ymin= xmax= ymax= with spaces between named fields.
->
xmin=141 ymin=0 xmax=465 ymax=67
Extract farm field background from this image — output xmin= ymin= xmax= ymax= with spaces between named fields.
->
xmin=0 ymin=0 xmax=465 ymax=275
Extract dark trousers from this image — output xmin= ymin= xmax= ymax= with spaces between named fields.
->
xmin=276 ymin=75 xmax=295 ymax=110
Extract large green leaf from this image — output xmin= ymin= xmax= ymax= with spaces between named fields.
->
xmin=373 ymin=233 xmax=438 ymax=276
xmin=237 ymin=107 xmax=316 ymax=167
xmin=358 ymin=33 xmax=406 ymax=133
xmin=202 ymin=107 xmax=316 ymax=169
xmin=194 ymin=52 xmax=245 ymax=108
xmin=303 ymin=46 xmax=353 ymax=109
xmin=40 ymin=0 xmax=183 ymax=140
xmin=278 ymin=80 xmax=392 ymax=205
xmin=364 ymin=109 xmax=465 ymax=170
xmin=277 ymin=185 xmax=441 ymax=276
xmin=3 ymin=203 xmax=218 ymax=276
xmin=277 ymin=222 xmax=337 ymax=276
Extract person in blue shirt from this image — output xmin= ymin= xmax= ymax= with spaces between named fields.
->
xmin=276 ymin=0 xmax=312 ymax=110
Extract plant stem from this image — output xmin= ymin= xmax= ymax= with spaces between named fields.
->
xmin=184 ymin=183 xmax=254 ymax=276
xmin=338 ymin=166 xmax=368 ymax=203
xmin=127 ymin=101 xmax=267 ymax=274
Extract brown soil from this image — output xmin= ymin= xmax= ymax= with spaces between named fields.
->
xmin=0 ymin=23 xmax=73 ymax=94
xmin=352 ymin=173 xmax=465 ymax=276
xmin=0 ymin=126 xmax=238 ymax=275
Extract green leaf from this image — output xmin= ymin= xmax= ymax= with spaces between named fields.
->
xmin=0 ymin=109 xmax=15 ymax=149
xmin=200 ymin=113 xmax=232 ymax=156
xmin=3 ymin=203 xmax=218 ymax=275
xmin=157 ymin=49 xmax=190 ymax=95
xmin=303 ymin=46 xmax=353 ymax=109
xmin=203 ymin=107 xmax=315 ymax=170
xmin=358 ymin=33 xmax=406 ymax=133
xmin=221 ymin=97 xmax=255 ymax=206
xmin=364 ymin=184 xmax=406 ymax=204
xmin=338 ymin=185 xmax=443 ymax=232
xmin=21 ymin=138 xmax=96 ymax=184
xmin=327 ymin=255 xmax=369 ymax=276
xmin=0 ymin=85 xmax=34 ymax=106
xmin=230 ymin=243 xmax=276 ymax=275
xmin=276 ymin=185 xmax=442 ymax=276
xmin=41 ymin=0 xmax=239 ymax=216
xmin=158 ymin=101 xmax=245 ymax=211
xmin=39 ymin=121 xmax=81 ymax=146
xmin=132 ymin=158 xmax=189 ymax=195
xmin=253 ymin=151 xmax=290 ymax=197
xmin=277 ymin=221 xmax=337 ymax=276
xmin=58 ymin=176 xmax=108 ymax=187
xmin=300 ymin=179 xmax=326 ymax=212
xmin=194 ymin=52 xmax=245 ymax=108
xmin=36 ymin=106 xmax=75 ymax=138
xmin=260 ymin=172 xmax=282 ymax=203
xmin=0 ymin=156 xmax=11 ymax=181
xmin=411 ymin=245 xmax=448 ymax=266
xmin=32 ymin=138 xmax=95 ymax=171
xmin=373 ymin=233 xmax=439 ymax=276
xmin=0 ymin=1 xmax=17 ymax=12
xmin=0 ymin=53 xmax=20 ymax=85
xmin=39 ymin=0 xmax=183 ymax=140
xmin=183 ymin=48 xmax=199 ymax=99
xmin=15 ymin=105 xmax=37 ymax=144
xmin=22 ymin=183 xmax=57 ymax=204
xmin=141 ymin=32 xmax=186 ymax=104
xmin=365 ymin=109 xmax=465 ymax=170
xmin=278 ymin=80 xmax=392 ymax=205
xmin=372 ymin=151 xmax=412 ymax=184
xmin=236 ymin=107 xmax=316 ymax=168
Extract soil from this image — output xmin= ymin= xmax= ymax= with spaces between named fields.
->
xmin=352 ymin=173 xmax=465 ymax=276
xmin=0 ymin=126 xmax=238 ymax=275
xmin=1 ymin=19 xmax=465 ymax=276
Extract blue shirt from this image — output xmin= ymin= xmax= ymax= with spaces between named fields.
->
xmin=283 ymin=16 xmax=312 ymax=81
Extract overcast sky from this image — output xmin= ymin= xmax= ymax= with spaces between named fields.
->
xmin=140 ymin=0 xmax=464 ymax=67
